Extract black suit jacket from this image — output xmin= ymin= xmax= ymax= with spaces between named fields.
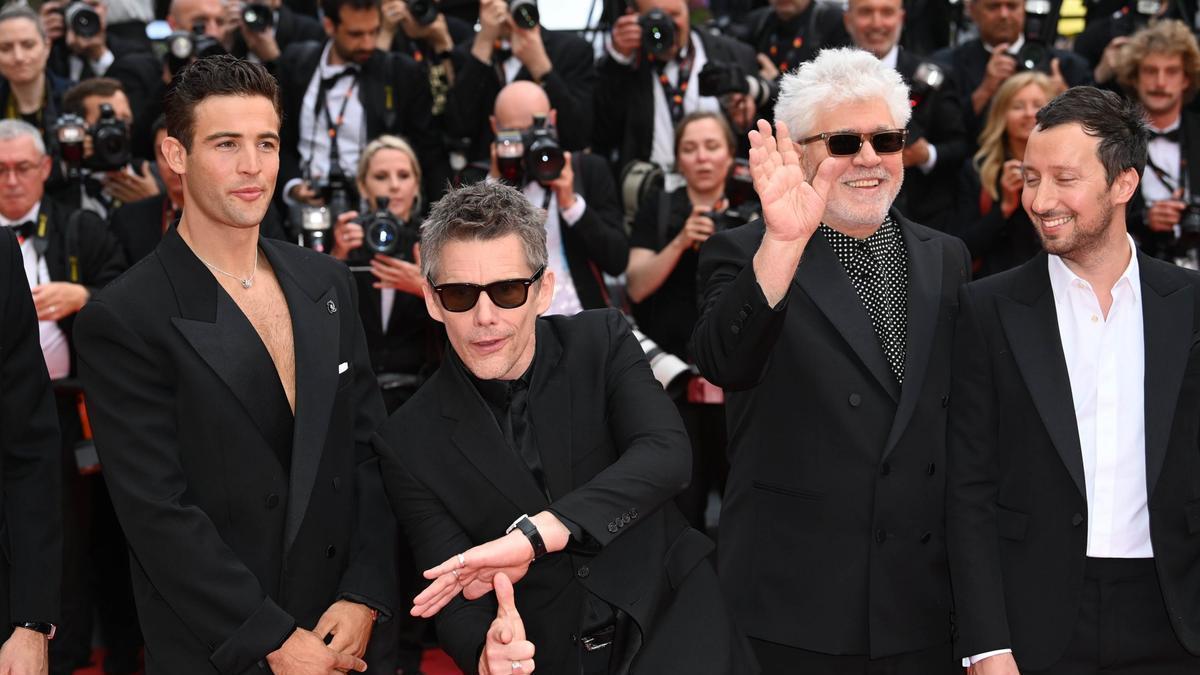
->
xmin=950 ymin=157 xmax=1042 ymax=276
xmin=691 ymin=212 xmax=971 ymax=657
xmin=1126 ymin=109 xmax=1200 ymax=260
xmin=47 ymin=32 xmax=148 ymax=82
xmin=0 ymin=227 xmax=61 ymax=638
xmin=276 ymin=42 xmax=439 ymax=199
xmin=376 ymin=310 xmax=753 ymax=675
xmin=74 ymin=228 xmax=396 ymax=674
xmin=947 ymin=251 xmax=1200 ymax=669
xmin=444 ymin=28 xmax=596 ymax=161
xmin=109 ymin=195 xmax=291 ymax=266
xmin=108 ymin=51 xmax=165 ymax=162
xmin=593 ymin=30 xmax=758 ymax=174
xmin=231 ymin=5 xmax=325 ymax=59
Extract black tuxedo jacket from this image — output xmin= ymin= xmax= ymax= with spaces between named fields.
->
xmin=545 ymin=152 xmax=628 ymax=310
xmin=894 ymin=48 xmax=968 ymax=232
xmin=376 ymin=310 xmax=753 ymax=675
xmin=1126 ymin=109 xmax=1200 ymax=260
xmin=352 ymin=272 xmax=442 ymax=378
xmin=0 ymin=228 xmax=61 ymax=639
xmin=593 ymin=30 xmax=757 ymax=174
xmin=444 ymin=28 xmax=596 ymax=161
xmin=74 ymin=228 xmax=396 ymax=674
xmin=947 ymin=251 xmax=1200 ymax=669
xmin=276 ymin=42 xmax=439 ymax=199
xmin=109 ymin=195 xmax=290 ymax=266
xmin=691 ymin=211 xmax=971 ymax=657
xmin=108 ymin=50 xmax=165 ymax=162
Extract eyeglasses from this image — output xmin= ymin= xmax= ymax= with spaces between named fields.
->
xmin=0 ymin=163 xmax=39 ymax=180
xmin=429 ymin=267 xmax=546 ymax=313
xmin=798 ymin=129 xmax=908 ymax=157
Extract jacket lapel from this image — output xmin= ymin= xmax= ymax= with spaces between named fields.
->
xmin=795 ymin=231 xmax=901 ymax=402
xmin=881 ymin=217 xmax=944 ymax=458
xmin=1140 ymin=254 xmax=1194 ymax=497
xmin=996 ymin=255 xmax=1086 ymax=497
xmin=439 ymin=352 xmax=549 ymax=516
xmin=528 ymin=321 xmax=573 ymax=501
xmin=262 ymin=239 xmax=341 ymax=552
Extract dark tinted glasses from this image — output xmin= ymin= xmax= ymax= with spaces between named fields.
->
xmin=799 ymin=129 xmax=908 ymax=157
xmin=430 ymin=267 xmax=546 ymax=312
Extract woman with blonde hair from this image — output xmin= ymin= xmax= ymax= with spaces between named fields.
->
xmin=953 ymin=71 xmax=1056 ymax=276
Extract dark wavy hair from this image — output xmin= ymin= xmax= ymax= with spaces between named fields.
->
xmin=1035 ymin=86 xmax=1149 ymax=186
xmin=163 ymin=55 xmax=281 ymax=151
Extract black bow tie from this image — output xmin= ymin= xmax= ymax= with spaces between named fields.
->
xmin=1151 ymin=128 xmax=1180 ymax=143
xmin=7 ymin=220 xmax=34 ymax=240
xmin=321 ymin=66 xmax=359 ymax=89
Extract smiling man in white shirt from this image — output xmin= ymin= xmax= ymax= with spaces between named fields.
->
xmin=947 ymin=86 xmax=1200 ymax=674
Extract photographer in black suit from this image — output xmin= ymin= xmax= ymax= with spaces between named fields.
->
xmin=40 ymin=0 xmax=147 ymax=82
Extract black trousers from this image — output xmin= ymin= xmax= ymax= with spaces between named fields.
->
xmin=1027 ymin=557 xmax=1200 ymax=675
xmin=749 ymin=638 xmax=958 ymax=675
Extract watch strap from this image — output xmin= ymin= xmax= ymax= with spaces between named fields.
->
xmin=12 ymin=622 xmax=55 ymax=639
xmin=506 ymin=513 xmax=547 ymax=560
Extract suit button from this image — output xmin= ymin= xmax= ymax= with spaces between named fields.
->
xmin=325 ymin=545 xmax=336 ymax=558
xmin=730 ymin=323 xmax=741 ymax=335
xmin=920 ymin=531 xmax=932 ymax=544
xmin=941 ymin=395 xmax=949 ymax=408
xmin=849 ymin=393 xmax=862 ymax=407
xmin=622 ymin=514 xmax=631 ymax=525
xmin=742 ymin=303 xmax=752 ymax=314
xmin=1072 ymin=513 xmax=1085 ymax=527
xmin=874 ymin=529 xmax=887 ymax=543
xmin=607 ymin=522 xmax=618 ymax=534
xmin=927 ymin=463 xmax=936 ymax=476
xmin=576 ymin=566 xmax=590 ymax=579
xmin=332 ymin=476 xmax=342 ymax=491
xmin=880 ymin=462 xmax=890 ymax=476
xmin=630 ymin=508 xmax=638 ymax=519
xmin=265 ymin=494 xmax=279 ymax=509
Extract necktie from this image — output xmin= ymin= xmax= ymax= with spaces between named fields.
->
xmin=502 ymin=379 xmax=547 ymax=497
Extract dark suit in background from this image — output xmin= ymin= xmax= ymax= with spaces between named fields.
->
xmin=230 ymin=5 xmax=325 ymax=60
xmin=75 ymin=229 xmax=397 ymax=674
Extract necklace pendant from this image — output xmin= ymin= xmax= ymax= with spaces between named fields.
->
xmin=241 ymin=278 xmax=253 ymax=289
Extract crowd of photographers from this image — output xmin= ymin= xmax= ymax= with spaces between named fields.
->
xmin=7 ymin=0 xmax=1200 ymax=671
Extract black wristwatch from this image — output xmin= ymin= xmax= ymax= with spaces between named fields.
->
xmin=12 ymin=622 xmax=55 ymax=639
xmin=506 ymin=513 xmax=547 ymax=560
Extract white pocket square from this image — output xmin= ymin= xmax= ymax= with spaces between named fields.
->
xmin=338 ymin=362 xmax=349 ymax=374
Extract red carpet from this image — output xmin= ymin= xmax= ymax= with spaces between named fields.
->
xmin=75 ymin=648 xmax=463 ymax=675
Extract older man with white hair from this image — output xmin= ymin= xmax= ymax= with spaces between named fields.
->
xmin=691 ymin=47 xmax=971 ymax=674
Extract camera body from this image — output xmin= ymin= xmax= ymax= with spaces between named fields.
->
xmin=299 ymin=166 xmax=357 ymax=252
xmin=510 ymin=0 xmax=539 ymax=30
xmin=639 ymin=8 xmax=676 ymax=62
xmin=241 ymin=2 xmax=273 ymax=32
xmin=1180 ymin=197 xmax=1200 ymax=236
xmin=405 ymin=0 xmax=438 ymax=25
xmin=165 ymin=21 xmax=226 ymax=75
xmin=64 ymin=0 xmax=101 ymax=38
xmin=698 ymin=61 xmax=748 ymax=98
xmin=353 ymin=196 xmax=420 ymax=261
xmin=52 ymin=103 xmax=131 ymax=174
xmin=1015 ymin=0 xmax=1054 ymax=73
xmin=495 ymin=114 xmax=566 ymax=185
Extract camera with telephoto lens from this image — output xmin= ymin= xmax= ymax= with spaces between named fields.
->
xmin=405 ymin=0 xmax=438 ymax=25
xmin=353 ymin=196 xmax=420 ymax=261
xmin=164 ymin=21 xmax=226 ymax=75
xmin=639 ymin=8 xmax=676 ymax=62
xmin=1015 ymin=0 xmax=1054 ymax=73
xmin=697 ymin=61 xmax=774 ymax=107
xmin=63 ymin=0 xmax=102 ymax=38
xmin=241 ymin=2 xmax=273 ymax=32
xmin=510 ymin=0 xmax=539 ymax=29
xmin=52 ymin=113 xmax=87 ymax=179
xmin=495 ymin=114 xmax=565 ymax=186
xmin=1180 ymin=197 xmax=1200 ymax=236
xmin=1112 ymin=0 xmax=1162 ymax=36
xmin=626 ymin=316 xmax=695 ymax=398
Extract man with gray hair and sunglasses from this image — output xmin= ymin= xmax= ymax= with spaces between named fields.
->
xmin=692 ymin=47 xmax=971 ymax=674
xmin=373 ymin=180 xmax=753 ymax=675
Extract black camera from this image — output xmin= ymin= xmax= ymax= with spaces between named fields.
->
xmin=1112 ymin=0 xmax=1162 ymax=36
xmin=1015 ymin=0 xmax=1054 ymax=73
xmin=165 ymin=21 xmax=226 ymax=75
xmin=241 ymin=2 xmax=273 ymax=32
xmin=52 ymin=113 xmax=87 ymax=179
xmin=52 ymin=103 xmax=130 ymax=174
xmin=405 ymin=0 xmax=438 ymax=25
xmin=706 ymin=160 xmax=760 ymax=232
xmin=354 ymin=196 xmax=420 ymax=261
xmin=510 ymin=0 xmax=539 ymax=30
xmin=1180 ymin=197 xmax=1200 ymax=235
xmin=63 ymin=0 xmax=101 ymax=38
xmin=696 ymin=61 xmax=774 ymax=106
xmin=639 ymin=8 xmax=676 ymax=62
xmin=495 ymin=114 xmax=565 ymax=185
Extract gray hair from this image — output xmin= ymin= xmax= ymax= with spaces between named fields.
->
xmin=0 ymin=5 xmax=47 ymax=42
xmin=0 ymin=119 xmax=46 ymax=156
xmin=420 ymin=180 xmax=548 ymax=281
xmin=774 ymin=47 xmax=912 ymax=140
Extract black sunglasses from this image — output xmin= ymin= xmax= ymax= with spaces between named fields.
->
xmin=799 ymin=129 xmax=908 ymax=157
xmin=429 ymin=267 xmax=546 ymax=313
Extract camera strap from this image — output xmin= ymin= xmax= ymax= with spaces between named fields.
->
xmin=1146 ymin=123 xmax=1187 ymax=198
xmin=309 ymin=69 xmax=359 ymax=179
xmin=656 ymin=40 xmax=694 ymax=125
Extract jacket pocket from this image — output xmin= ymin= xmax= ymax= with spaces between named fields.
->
xmin=752 ymin=480 xmax=824 ymax=501
xmin=996 ymin=505 xmax=1029 ymax=541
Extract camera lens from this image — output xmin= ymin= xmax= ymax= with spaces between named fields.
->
xmin=510 ymin=0 xmax=539 ymax=30
xmin=241 ymin=3 xmax=273 ymax=32
xmin=65 ymin=1 xmax=101 ymax=38
xmin=405 ymin=0 xmax=438 ymax=25
xmin=639 ymin=9 xmax=676 ymax=62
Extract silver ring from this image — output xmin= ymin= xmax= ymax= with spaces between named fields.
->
xmin=457 ymin=553 xmax=466 ymax=567
xmin=48 ymin=305 xmax=57 ymax=315
xmin=511 ymin=661 xmax=522 ymax=673
xmin=451 ymin=568 xmax=460 ymax=580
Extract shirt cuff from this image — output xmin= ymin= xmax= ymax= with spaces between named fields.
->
xmin=560 ymin=194 xmax=586 ymax=225
xmin=964 ymin=649 xmax=1013 ymax=667
xmin=91 ymin=49 xmax=115 ymax=77
xmin=281 ymin=178 xmax=304 ymax=208
xmin=918 ymin=143 xmax=938 ymax=174
xmin=604 ymin=34 xmax=635 ymax=66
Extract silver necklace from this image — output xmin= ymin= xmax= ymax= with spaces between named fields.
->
xmin=196 ymin=247 xmax=259 ymax=289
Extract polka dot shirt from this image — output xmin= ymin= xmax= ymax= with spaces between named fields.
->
xmin=819 ymin=217 xmax=909 ymax=384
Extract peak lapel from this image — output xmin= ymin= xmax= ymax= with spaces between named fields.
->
xmin=529 ymin=322 xmax=572 ymax=501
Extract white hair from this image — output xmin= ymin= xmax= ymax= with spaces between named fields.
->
xmin=0 ymin=119 xmax=45 ymax=156
xmin=774 ymin=47 xmax=912 ymax=140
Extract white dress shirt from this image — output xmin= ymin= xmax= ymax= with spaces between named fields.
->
xmin=283 ymin=42 xmax=366 ymax=207
xmin=522 ymin=181 xmax=586 ymax=316
xmin=1143 ymin=117 xmax=1182 ymax=204
xmin=2 ymin=203 xmax=71 ymax=380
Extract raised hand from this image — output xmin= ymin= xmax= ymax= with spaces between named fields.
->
xmin=748 ymin=118 xmax=840 ymax=246
xmin=411 ymin=529 xmax=534 ymax=618
xmin=478 ymin=574 xmax=536 ymax=675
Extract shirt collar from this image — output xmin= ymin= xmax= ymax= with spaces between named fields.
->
xmin=983 ymin=34 xmax=1024 ymax=55
xmin=0 ymin=202 xmax=40 ymax=228
xmin=880 ymin=44 xmax=900 ymax=69
xmin=1047 ymin=234 xmax=1142 ymax=304
xmin=1149 ymin=116 xmax=1181 ymax=135
xmin=318 ymin=41 xmax=356 ymax=79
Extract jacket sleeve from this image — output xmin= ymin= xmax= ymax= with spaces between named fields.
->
xmin=0 ymin=229 xmax=61 ymax=625
xmin=946 ymin=283 xmax=1013 ymax=658
xmin=541 ymin=32 xmax=596 ymax=152
xmin=74 ymin=300 xmax=296 ymax=674
xmin=543 ymin=310 xmax=691 ymax=546
xmin=565 ymin=154 xmax=629 ymax=276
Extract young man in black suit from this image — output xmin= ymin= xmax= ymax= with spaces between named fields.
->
xmin=691 ymin=47 xmax=970 ymax=674
xmin=0 ymin=229 xmax=61 ymax=675
xmin=948 ymin=86 xmax=1200 ymax=674
xmin=375 ymin=180 xmax=753 ymax=675
xmin=74 ymin=55 xmax=396 ymax=674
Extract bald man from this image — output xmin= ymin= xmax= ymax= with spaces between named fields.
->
xmin=485 ymin=80 xmax=627 ymax=315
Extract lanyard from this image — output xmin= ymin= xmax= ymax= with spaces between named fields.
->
xmin=306 ymin=70 xmax=359 ymax=180
xmin=1146 ymin=125 xmax=1188 ymax=198
xmin=657 ymin=45 xmax=694 ymax=126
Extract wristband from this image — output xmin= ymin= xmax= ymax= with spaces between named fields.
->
xmin=12 ymin=622 xmax=55 ymax=639
xmin=506 ymin=513 xmax=547 ymax=560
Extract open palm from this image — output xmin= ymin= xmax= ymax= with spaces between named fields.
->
xmin=748 ymin=119 xmax=840 ymax=243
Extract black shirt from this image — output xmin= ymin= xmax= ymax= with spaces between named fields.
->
xmin=629 ymin=188 xmax=703 ymax=360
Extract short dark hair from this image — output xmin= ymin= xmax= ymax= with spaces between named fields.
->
xmin=321 ymin=0 xmax=379 ymax=26
xmin=152 ymin=114 xmax=167 ymax=137
xmin=1035 ymin=86 xmax=1148 ymax=185
xmin=420 ymin=181 xmax=548 ymax=282
xmin=63 ymin=77 xmax=124 ymax=117
xmin=163 ymin=55 xmax=281 ymax=151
